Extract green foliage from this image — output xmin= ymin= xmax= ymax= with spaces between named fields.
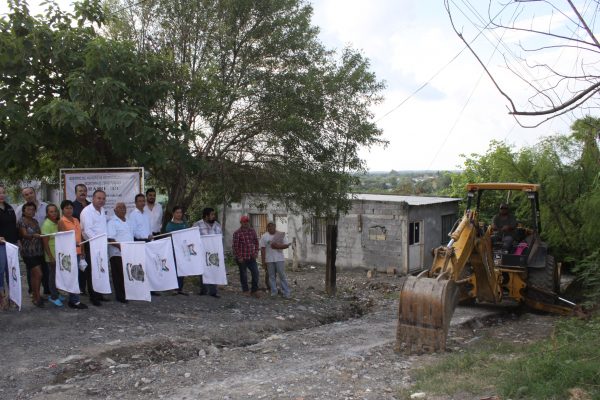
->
xmin=0 ymin=0 xmax=188 ymax=178
xmin=407 ymin=317 xmax=600 ymax=399
xmin=2 ymin=0 xmax=385 ymax=223
xmin=105 ymin=0 xmax=385 ymax=218
xmin=353 ymin=170 xmax=454 ymax=196
xmin=442 ymin=121 xmax=600 ymax=262
xmin=573 ymin=250 xmax=600 ymax=306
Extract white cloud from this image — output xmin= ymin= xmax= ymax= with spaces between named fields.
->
xmin=311 ymin=0 xmax=576 ymax=171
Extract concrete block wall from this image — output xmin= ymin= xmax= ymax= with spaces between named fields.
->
xmin=353 ymin=200 xmax=407 ymax=272
xmin=223 ymin=195 xmax=459 ymax=274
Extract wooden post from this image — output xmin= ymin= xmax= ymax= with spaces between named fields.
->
xmin=325 ymin=224 xmax=338 ymax=296
xmin=292 ymin=237 xmax=299 ymax=272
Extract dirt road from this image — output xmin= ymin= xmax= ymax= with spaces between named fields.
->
xmin=0 ymin=266 xmax=550 ymax=400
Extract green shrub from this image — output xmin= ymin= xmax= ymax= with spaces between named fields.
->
xmin=573 ymin=250 xmax=600 ymax=307
xmin=407 ymin=317 xmax=600 ymax=399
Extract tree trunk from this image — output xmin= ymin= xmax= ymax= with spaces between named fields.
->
xmin=325 ymin=224 xmax=337 ymax=296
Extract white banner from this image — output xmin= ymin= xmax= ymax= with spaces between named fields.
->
xmin=54 ymin=231 xmax=80 ymax=294
xmin=62 ymin=168 xmax=142 ymax=216
xmin=200 ymin=234 xmax=227 ymax=285
xmin=121 ymin=242 xmax=151 ymax=301
xmin=145 ymin=238 xmax=178 ymax=291
xmin=89 ymin=234 xmax=111 ymax=294
xmin=5 ymin=243 xmax=21 ymax=310
xmin=171 ymin=227 xmax=204 ymax=277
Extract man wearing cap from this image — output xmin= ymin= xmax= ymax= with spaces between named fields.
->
xmin=232 ymin=215 xmax=261 ymax=297
xmin=492 ymin=203 xmax=517 ymax=251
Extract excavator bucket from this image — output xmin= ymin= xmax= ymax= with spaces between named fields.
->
xmin=396 ymin=276 xmax=459 ymax=353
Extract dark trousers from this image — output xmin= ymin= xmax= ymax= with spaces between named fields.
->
xmin=199 ymin=276 xmax=217 ymax=296
xmin=109 ymin=256 xmax=126 ymax=301
xmin=84 ymin=242 xmax=101 ymax=301
xmin=26 ymin=259 xmax=50 ymax=295
xmin=78 ymin=268 xmax=87 ymax=293
xmin=237 ymin=258 xmax=259 ymax=293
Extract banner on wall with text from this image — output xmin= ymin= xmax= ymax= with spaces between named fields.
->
xmin=60 ymin=167 xmax=143 ymax=216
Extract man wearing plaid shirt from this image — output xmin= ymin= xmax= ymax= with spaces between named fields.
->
xmin=232 ymin=215 xmax=260 ymax=297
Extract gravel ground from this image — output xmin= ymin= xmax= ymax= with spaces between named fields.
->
xmin=0 ymin=265 xmax=558 ymax=400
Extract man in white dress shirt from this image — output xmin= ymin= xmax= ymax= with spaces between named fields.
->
xmin=144 ymin=188 xmax=163 ymax=236
xmin=107 ymin=202 xmax=134 ymax=303
xmin=129 ymin=193 xmax=160 ymax=295
xmin=128 ymin=194 xmax=152 ymax=242
xmin=80 ymin=189 xmax=108 ymax=306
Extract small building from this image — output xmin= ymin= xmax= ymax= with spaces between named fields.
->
xmin=223 ymin=193 xmax=461 ymax=274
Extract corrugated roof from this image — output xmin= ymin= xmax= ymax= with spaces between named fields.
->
xmin=353 ymin=193 xmax=461 ymax=206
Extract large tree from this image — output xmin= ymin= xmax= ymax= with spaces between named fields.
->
xmin=105 ymin=0 xmax=385 ymax=219
xmin=1 ymin=0 xmax=384 ymax=225
xmin=0 ymin=0 xmax=193 ymax=189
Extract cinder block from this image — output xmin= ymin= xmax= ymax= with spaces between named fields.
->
xmin=387 ymin=267 xmax=397 ymax=276
xmin=366 ymin=269 xmax=377 ymax=279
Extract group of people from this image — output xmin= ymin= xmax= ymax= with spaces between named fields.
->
xmin=0 ymin=183 xmax=293 ymax=311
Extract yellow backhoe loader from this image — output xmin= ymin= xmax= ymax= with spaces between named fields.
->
xmin=396 ymin=183 xmax=576 ymax=353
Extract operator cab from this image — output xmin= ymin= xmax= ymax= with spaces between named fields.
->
xmin=465 ymin=183 xmax=543 ymax=269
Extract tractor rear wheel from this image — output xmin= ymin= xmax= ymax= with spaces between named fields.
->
xmin=526 ymin=255 xmax=560 ymax=302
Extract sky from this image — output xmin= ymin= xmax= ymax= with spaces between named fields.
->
xmin=310 ymin=0 xmax=596 ymax=171
xmin=2 ymin=1 xmax=596 ymax=171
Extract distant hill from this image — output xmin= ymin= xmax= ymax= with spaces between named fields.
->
xmin=352 ymin=170 xmax=461 ymax=196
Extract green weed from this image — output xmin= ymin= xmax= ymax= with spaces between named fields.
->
xmin=406 ymin=317 xmax=600 ymax=399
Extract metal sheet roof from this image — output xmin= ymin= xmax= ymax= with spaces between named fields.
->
xmin=353 ymin=193 xmax=461 ymax=206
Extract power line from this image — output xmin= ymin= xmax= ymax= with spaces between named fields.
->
xmin=374 ymin=53 xmax=464 ymax=123
xmin=427 ymin=3 xmax=512 ymax=169
xmin=375 ymin=1 xmax=511 ymax=124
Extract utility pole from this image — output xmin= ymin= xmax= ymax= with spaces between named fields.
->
xmin=325 ymin=224 xmax=337 ymax=295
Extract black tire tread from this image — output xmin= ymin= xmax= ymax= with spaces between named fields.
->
xmin=526 ymin=255 xmax=558 ymax=302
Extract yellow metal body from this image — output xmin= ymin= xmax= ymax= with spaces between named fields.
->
xmin=396 ymin=182 xmax=566 ymax=353
xmin=465 ymin=182 xmax=540 ymax=192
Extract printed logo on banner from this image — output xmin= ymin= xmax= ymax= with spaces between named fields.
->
xmin=58 ymin=253 xmax=72 ymax=272
xmin=7 ymin=254 xmax=17 ymax=283
xmin=95 ymin=250 xmax=106 ymax=273
xmin=181 ymin=240 xmax=198 ymax=261
xmin=206 ymin=252 xmax=220 ymax=267
xmin=126 ymin=263 xmax=145 ymax=282
xmin=152 ymin=254 xmax=169 ymax=275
